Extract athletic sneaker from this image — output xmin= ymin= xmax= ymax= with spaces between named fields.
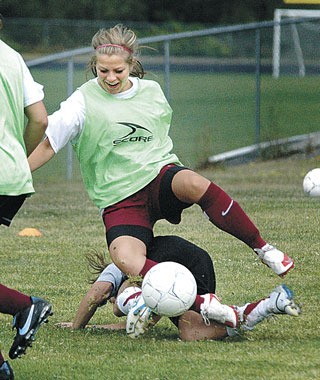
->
xmin=116 ymin=286 xmax=142 ymax=316
xmin=236 ymin=284 xmax=301 ymax=331
xmin=9 ymin=296 xmax=53 ymax=359
xmin=200 ymin=293 xmax=238 ymax=328
xmin=126 ymin=294 xmax=154 ymax=339
xmin=254 ymin=244 xmax=294 ymax=277
xmin=0 ymin=361 xmax=14 ymax=380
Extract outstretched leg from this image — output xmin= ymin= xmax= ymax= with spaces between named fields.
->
xmin=171 ymin=170 xmax=294 ymax=276
xmin=227 ymin=284 xmax=301 ymax=336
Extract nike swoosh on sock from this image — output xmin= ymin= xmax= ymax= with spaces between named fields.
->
xmin=221 ymin=200 xmax=234 ymax=216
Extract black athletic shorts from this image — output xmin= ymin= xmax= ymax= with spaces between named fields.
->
xmin=148 ymin=235 xmax=216 ymax=327
xmin=147 ymin=235 xmax=216 ymax=295
xmin=0 ymin=195 xmax=27 ymax=226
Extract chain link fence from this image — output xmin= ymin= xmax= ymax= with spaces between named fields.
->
xmin=2 ymin=17 xmax=320 ymax=180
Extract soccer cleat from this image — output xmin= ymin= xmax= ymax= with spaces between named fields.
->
xmin=236 ymin=284 xmax=301 ymax=330
xmin=116 ymin=286 xmax=142 ymax=316
xmin=254 ymin=244 xmax=294 ymax=277
xmin=0 ymin=361 xmax=14 ymax=380
xmin=126 ymin=294 xmax=154 ymax=339
xmin=9 ymin=296 xmax=53 ymax=359
xmin=200 ymin=293 xmax=238 ymax=328
xmin=268 ymin=284 xmax=301 ymax=316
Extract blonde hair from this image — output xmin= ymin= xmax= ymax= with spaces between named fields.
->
xmin=86 ymin=250 xmax=110 ymax=284
xmin=89 ymin=24 xmax=145 ymax=78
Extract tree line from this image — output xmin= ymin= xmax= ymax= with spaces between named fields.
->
xmin=1 ymin=0 xmax=317 ymax=24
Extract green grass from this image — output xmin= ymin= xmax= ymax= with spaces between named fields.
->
xmin=1 ymin=155 xmax=320 ymax=379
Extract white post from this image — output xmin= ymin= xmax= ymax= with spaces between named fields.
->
xmin=273 ymin=9 xmax=320 ymax=78
xmin=273 ymin=9 xmax=281 ymax=78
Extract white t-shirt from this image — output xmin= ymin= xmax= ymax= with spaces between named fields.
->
xmin=96 ymin=262 xmax=127 ymax=298
xmin=20 ymin=55 xmax=44 ymax=107
xmin=46 ymin=77 xmax=139 ymax=153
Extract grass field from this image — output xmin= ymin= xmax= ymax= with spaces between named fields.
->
xmin=30 ymin=66 xmax=320 ymax=169
xmin=1 ymin=155 xmax=320 ymax=379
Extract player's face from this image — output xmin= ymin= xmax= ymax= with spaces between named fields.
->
xmin=96 ymin=54 xmax=132 ymax=94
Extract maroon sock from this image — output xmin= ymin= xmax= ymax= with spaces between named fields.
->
xmin=198 ymin=182 xmax=266 ymax=249
xmin=244 ymin=300 xmax=263 ymax=316
xmin=0 ymin=284 xmax=32 ymax=315
xmin=139 ymin=258 xmax=158 ymax=277
xmin=190 ymin=294 xmax=205 ymax=312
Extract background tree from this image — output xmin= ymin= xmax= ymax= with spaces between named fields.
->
xmin=1 ymin=0 xmax=318 ymax=23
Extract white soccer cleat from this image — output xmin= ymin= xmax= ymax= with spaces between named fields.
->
xmin=126 ymin=294 xmax=154 ymax=339
xmin=254 ymin=244 xmax=294 ymax=277
xmin=116 ymin=286 xmax=142 ymax=316
xmin=200 ymin=293 xmax=238 ymax=328
xmin=268 ymin=284 xmax=301 ymax=316
xmin=235 ymin=284 xmax=301 ymax=331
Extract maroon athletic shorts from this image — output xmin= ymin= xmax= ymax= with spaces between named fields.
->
xmin=102 ymin=164 xmax=191 ymax=247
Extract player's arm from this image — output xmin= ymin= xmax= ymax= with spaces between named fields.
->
xmin=20 ymin=50 xmax=48 ymax=156
xmin=72 ymin=262 xmax=125 ymax=329
xmin=24 ymin=101 xmax=48 ymax=156
xmin=72 ymin=281 xmax=113 ymax=329
xmin=28 ymin=137 xmax=55 ymax=172
xmin=28 ymin=89 xmax=85 ymax=172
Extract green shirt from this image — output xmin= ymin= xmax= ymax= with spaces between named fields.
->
xmin=73 ymin=78 xmax=181 ymax=209
xmin=0 ymin=40 xmax=34 ymax=195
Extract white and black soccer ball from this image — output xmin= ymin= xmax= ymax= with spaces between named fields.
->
xmin=303 ymin=168 xmax=320 ymax=197
xmin=142 ymin=261 xmax=197 ymax=317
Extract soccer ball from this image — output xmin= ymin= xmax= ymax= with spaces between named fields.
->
xmin=303 ymin=168 xmax=320 ymax=197
xmin=141 ymin=261 xmax=197 ymax=317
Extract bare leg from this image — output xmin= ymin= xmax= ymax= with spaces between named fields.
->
xmin=178 ymin=310 xmax=228 ymax=341
xmin=109 ymin=236 xmax=148 ymax=276
xmin=171 ymin=170 xmax=294 ymax=276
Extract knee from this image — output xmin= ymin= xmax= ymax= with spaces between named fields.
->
xmin=173 ymin=171 xmax=211 ymax=203
xmin=109 ymin=237 xmax=147 ymax=276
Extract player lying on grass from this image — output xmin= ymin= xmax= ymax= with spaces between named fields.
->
xmin=59 ymin=236 xmax=300 ymax=341
xmin=71 ymin=235 xmax=216 ymax=331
